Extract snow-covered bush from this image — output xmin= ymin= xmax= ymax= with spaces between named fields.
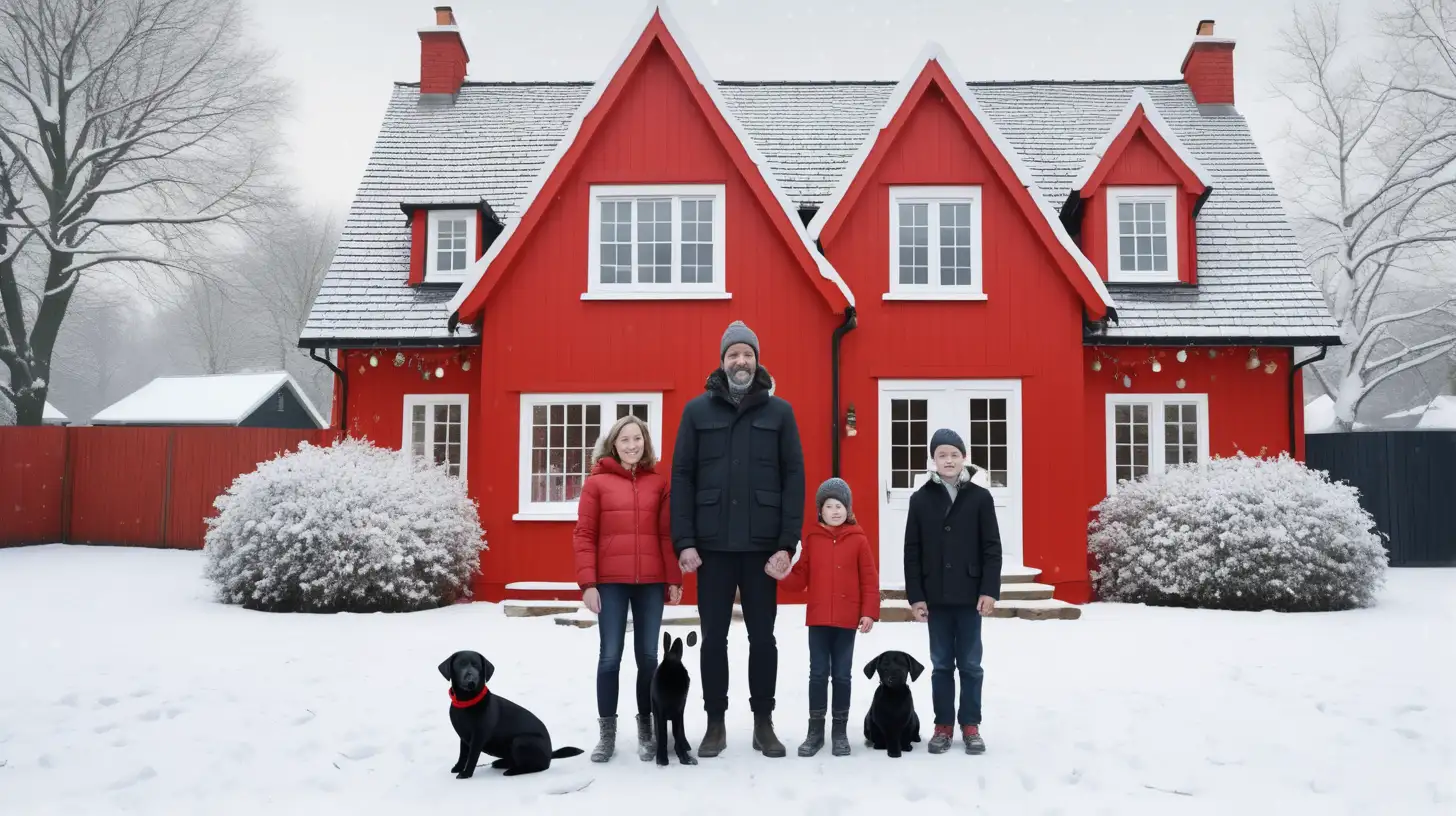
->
xmin=203 ymin=438 xmax=486 ymax=613
xmin=1089 ymin=453 xmax=1387 ymax=612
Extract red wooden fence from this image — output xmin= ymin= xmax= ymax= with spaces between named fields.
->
xmin=0 ymin=426 xmax=340 ymax=549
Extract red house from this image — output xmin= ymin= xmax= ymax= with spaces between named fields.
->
xmin=300 ymin=7 xmax=1339 ymax=606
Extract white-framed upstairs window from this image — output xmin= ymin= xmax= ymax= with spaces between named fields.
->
xmin=403 ymin=394 xmax=469 ymax=479
xmin=1105 ymin=393 xmax=1208 ymax=494
xmin=516 ymin=392 xmax=664 ymax=520
xmin=1106 ymin=186 xmax=1178 ymax=283
xmin=585 ymin=184 xmax=727 ymax=300
xmin=886 ymin=186 xmax=984 ymax=301
xmin=426 ymin=209 xmax=476 ymax=283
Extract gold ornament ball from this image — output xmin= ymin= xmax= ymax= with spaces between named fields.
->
xmin=1151 ymin=360 xmax=1162 ymax=373
xmin=1176 ymin=378 xmax=1186 ymax=389
xmin=435 ymin=367 xmax=445 ymax=379
xmin=1176 ymin=349 xmax=1188 ymax=363
xmin=369 ymin=355 xmax=378 ymax=367
xmin=462 ymin=360 xmax=472 ymax=372
xmin=1092 ymin=359 xmax=1102 ymax=371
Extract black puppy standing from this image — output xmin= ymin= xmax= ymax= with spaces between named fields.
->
xmin=863 ymin=650 xmax=925 ymax=758
xmin=650 ymin=631 xmax=698 ymax=767
xmin=439 ymin=650 xmax=584 ymax=779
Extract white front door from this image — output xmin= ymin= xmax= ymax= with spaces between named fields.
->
xmin=878 ymin=379 xmax=1024 ymax=590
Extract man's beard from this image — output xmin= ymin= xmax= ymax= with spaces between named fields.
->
xmin=725 ymin=363 xmax=755 ymax=399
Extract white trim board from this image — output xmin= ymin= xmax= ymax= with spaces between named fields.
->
xmin=446 ymin=1 xmax=854 ymax=316
xmin=802 ymin=41 xmax=1113 ymax=314
xmin=1069 ymin=86 xmax=1214 ymax=193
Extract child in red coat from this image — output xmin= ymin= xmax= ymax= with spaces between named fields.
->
xmin=767 ymin=477 xmax=878 ymax=757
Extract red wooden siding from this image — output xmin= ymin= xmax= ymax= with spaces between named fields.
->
xmin=1 ymin=427 xmax=338 ymax=548
xmin=455 ymin=41 xmax=839 ymax=601
xmin=821 ymin=81 xmax=1091 ymax=601
xmin=340 ymin=348 xmax=480 ymax=448
xmin=1081 ymin=344 xmax=1297 ymax=534
xmin=0 ymin=427 xmax=68 ymax=546
xmin=1080 ymin=129 xmax=1200 ymax=285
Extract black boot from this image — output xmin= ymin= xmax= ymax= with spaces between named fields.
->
xmin=830 ymin=711 xmax=851 ymax=756
xmin=636 ymin=713 xmax=654 ymax=761
xmin=796 ymin=710 xmax=825 ymax=757
xmin=752 ymin=713 xmax=787 ymax=758
xmin=590 ymin=716 xmax=616 ymax=763
xmin=698 ymin=717 xmax=727 ymax=758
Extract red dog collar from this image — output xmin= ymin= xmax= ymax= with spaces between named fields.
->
xmin=449 ymin=686 xmax=489 ymax=708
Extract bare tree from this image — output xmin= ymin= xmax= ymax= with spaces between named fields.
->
xmin=0 ymin=0 xmax=285 ymax=424
xmin=1278 ymin=0 xmax=1456 ymax=430
xmin=245 ymin=206 xmax=338 ymax=370
xmin=160 ymin=272 xmax=257 ymax=375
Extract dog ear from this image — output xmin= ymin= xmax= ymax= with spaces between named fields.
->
xmin=863 ymin=653 xmax=881 ymax=680
xmin=480 ymin=656 xmax=496 ymax=683
xmin=686 ymin=631 xmax=698 ymax=648
xmin=907 ymin=653 xmax=925 ymax=682
xmin=668 ymin=636 xmax=683 ymax=660
xmin=663 ymin=631 xmax=672 ymax=655
xmin=438 ymin=653 xmax=457 ymax=681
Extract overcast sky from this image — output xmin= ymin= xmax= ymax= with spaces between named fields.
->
xmin=241 ymin=0 xmax=1339 ymax=215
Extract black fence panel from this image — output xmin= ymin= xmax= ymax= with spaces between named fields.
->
xmin=1306 ymin=431 xmax=1456 ymax=567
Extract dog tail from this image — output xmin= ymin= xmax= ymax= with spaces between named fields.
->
xmin=551 ymin=747 xmax=584 ymax=759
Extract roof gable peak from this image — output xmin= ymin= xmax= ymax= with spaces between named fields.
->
xmin=1069 ymin=87 xmax=1213 ymax=198
xmin=445 ymin=1 xmax=853 ymax=322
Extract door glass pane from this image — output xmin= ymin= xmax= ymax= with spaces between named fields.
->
xmin=967 ymin=397 xmax=1009 ymax=487
xmin=889 ymin=398 xmax=928 ymax=488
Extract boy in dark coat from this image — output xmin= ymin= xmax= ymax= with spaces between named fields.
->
xmin=903 ymin=428 xmax=1001 ymax=755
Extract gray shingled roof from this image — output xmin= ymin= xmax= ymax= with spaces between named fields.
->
xmin=301 ymin=79 xmax=1338 ymax=346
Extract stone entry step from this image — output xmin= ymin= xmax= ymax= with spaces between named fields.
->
xmin=551 ymin=605 xmax=737 ymax=629
xmin=878 ymin=598 xmax=1080 ymax=621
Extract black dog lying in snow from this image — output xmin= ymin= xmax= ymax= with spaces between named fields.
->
xmin=650 ymin=630 xmax=698 ymax=766
xmin=863 ymin=650 xmax=925 ymax=758
xmin=438 ymin=650 xmax=583 ymax=779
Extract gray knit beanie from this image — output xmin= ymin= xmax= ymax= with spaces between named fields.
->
xmin=720 ymin=320 xmax=760 ymax=360
xmin=815 ymin=477 xmax=852 ymax=517
xmin=930 ymin=428 xmax=967 ymax=458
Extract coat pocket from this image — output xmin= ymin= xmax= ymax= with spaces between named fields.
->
xmin=697 ymin=420 xmax=731 ymax=461
xmin=694 ymin=488 xmax=722 ymax=540
xmin=750 ymin=489 xmax=782 ymax=539
xmin=749 ymin=417 xmax=779 ymax=462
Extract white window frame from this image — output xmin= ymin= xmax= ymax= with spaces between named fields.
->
xmin=515 ymin=391 xmax=664 ymax=520
xmin=402 ymin=394 xmax=470 ymax=480
xmin=426 ymin=209 xmax=476 ymax=283
xmin=585 ymin=184 xmax=728 ymax=300
xmin=885 ymin=186 xmax=985 ymax=301
xmin=1105 ymin=186 xmax=1178 ymax=283
xmin=1104 ymin=393 xmax=1209 ymax=494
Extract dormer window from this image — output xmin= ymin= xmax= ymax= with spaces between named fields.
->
xmin=427 ymin=209 xmax=476 ymax=282
xmin=1106 ymin=187 xmax=1178 ymax=283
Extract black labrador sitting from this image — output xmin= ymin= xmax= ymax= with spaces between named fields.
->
xmin=438 ymin=650 xmax=583 ymax=779
xmin=862 ymin=650 xmax=925 ymax=758
xmin=650 ymin=630 xmax=698 ymax=766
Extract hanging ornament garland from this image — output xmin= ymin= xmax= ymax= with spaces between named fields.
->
xmin=1087 ymin=346 xmax=1278 ymax=390
xmin=351 ymin=349 xmax=479 ymax=381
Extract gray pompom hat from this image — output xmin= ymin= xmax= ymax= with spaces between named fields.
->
xmin=815 ymin=477 xmax=852 ymax=517
xmin=720 ymin=320 xmax=760 ymax=360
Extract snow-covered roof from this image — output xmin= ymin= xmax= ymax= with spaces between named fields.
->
xmin=1385 ymin=395 xmax=1456 ymax=431
xmin=301 ymin=31 xmax=1339 ymax=346
xmin=42 ymin=401 xmax=68 ymax=425
xmin=1068 ymin=86 xmax=1214 ymax=194
xmin=90 ymin=372 xmax=326 ymax=428
xmin=1305 ymin=394 xmax=1336 ymax=434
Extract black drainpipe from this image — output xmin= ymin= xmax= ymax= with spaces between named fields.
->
xmin=830 ymin=306 xmax=858 ymax=478
xmin=1289 ymin=345 xmax=1328 ymax=454
xmin=309 ymin=347 xmax=347 ymax=433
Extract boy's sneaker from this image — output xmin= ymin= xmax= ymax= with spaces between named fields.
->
xmin=962 ymin=725 xmax=986 ymax=755
xmin=927 ymin=725 xmax=954 ymax=754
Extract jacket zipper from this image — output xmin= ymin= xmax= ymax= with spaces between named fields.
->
xmin=631 ymin=470 xmax=640 ymax=585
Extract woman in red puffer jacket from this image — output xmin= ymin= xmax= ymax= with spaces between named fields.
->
xmin=573 ymin=413 xmax=683 ymax=765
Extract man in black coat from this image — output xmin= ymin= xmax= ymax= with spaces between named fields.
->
xmin=671 ymin=320 xmax=805 ymax=759
xmin=903 ymin=428 xmax=1001 ymax=756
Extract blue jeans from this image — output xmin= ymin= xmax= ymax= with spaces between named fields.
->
xmin=927 ymin=604 xmax=984 ymax=727
xmin=807 ymin=626 xmax=856 ymax=714
xmin=596 ymin=583 xmax=665 ymax=718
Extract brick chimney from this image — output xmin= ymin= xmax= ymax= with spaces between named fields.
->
xmin=419 ymin=6 xmax=469 ymax=99
xmin=1180 ymin=19 xmax=1236 ymax=106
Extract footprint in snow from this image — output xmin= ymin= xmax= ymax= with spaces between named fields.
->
xmin=57 ymin=693 xmax=79 ymax=707
xmin=1018 ymin=770 xmax=1038 ymax=792
xmin=129 ymin=690 xmax=153 ymax=699
xmin=903 ymin=786 xmax=928 ymax=802
xmin=93 ymin=723 xmax=118 ymax=734
xmin=37 ymin=754 xmax=55 ymax=769
xmin=291 ymin=710 xmax=316 ymax=726
xmin=339 ymin=745 xmax=380 ymax=761
xmin=1394 ymin=727 xmax=1421 ymax=741
xmin=165 ymin=707 xmax=183 ymax=719
xmin=98 ymin=697 xmax=119 ymax=708
xmin=1394 ymin=703 xmax=1427 ymax=716
xmin=138 ymin=709 xmax=162 ymax=722
xmin=107 ymin=766 xmax=156 ymax=790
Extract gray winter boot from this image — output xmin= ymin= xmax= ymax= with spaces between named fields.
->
xmin=752 ymin=713 xmax=787 ymax=758
xmin=830 ymin=711 xmax=851 ymax=756
xmin=590 ymin=716 xmax=617 ymax=763
xmin=636 ymin=713 xmax=655 ymax=761
xmin=796 ymin=711 xmax=826 ymax=757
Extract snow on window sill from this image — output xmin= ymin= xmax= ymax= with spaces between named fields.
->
xmin=581 ymin=291 xmax=732 ymax=301
xmin=513 ymin=510 xmax=579 ymax=522
xmin=882 ymin=291 xmax=988 ymax=301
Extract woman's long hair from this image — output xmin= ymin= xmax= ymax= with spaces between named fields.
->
xmin=592 ymin=413 xmax=658 ymax=469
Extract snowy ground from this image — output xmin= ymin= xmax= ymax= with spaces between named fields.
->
xmin=1 ymin=546 xmax=1451 ymax=816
